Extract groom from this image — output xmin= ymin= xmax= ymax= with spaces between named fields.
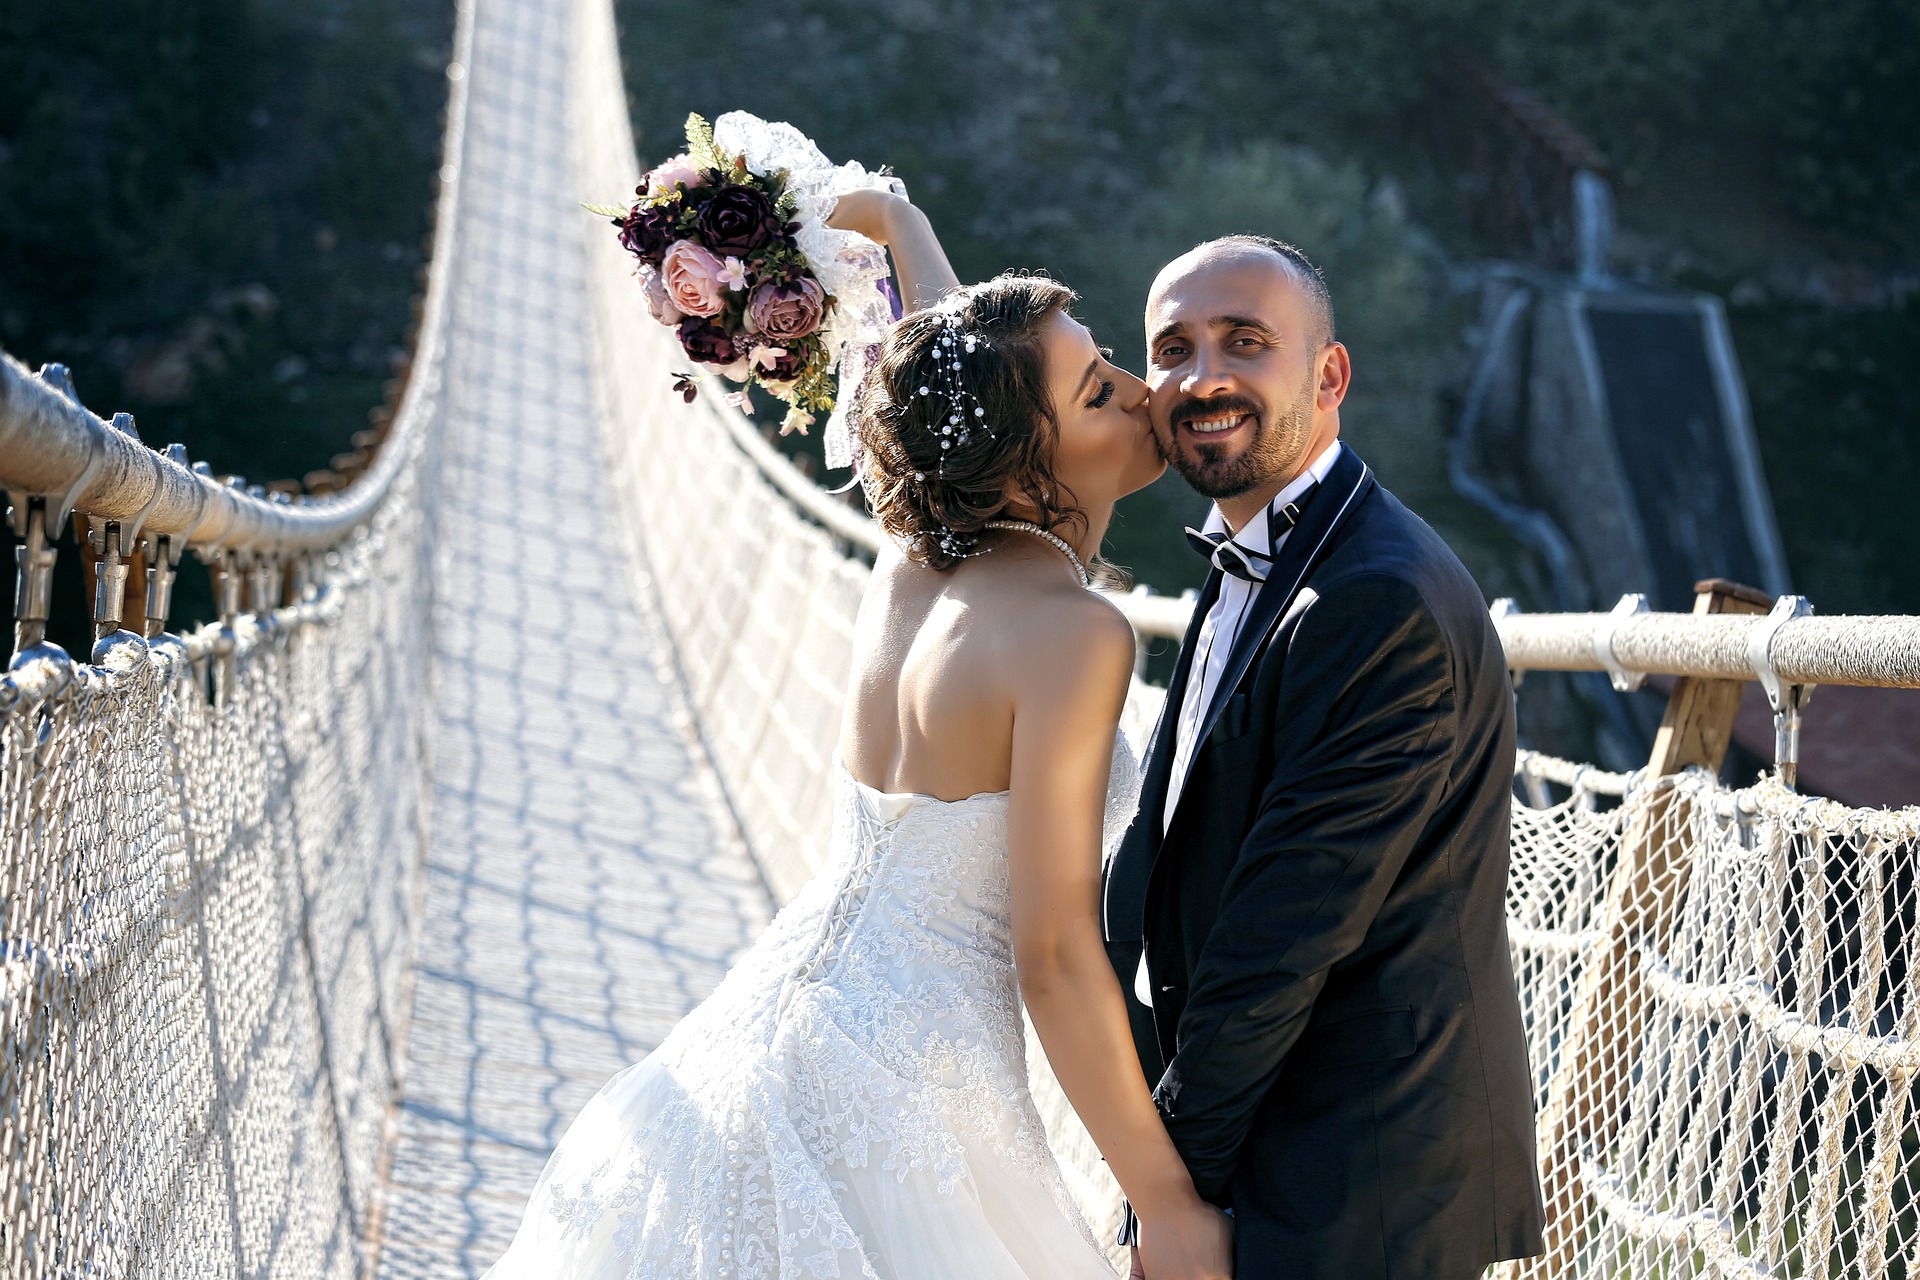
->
xmin=1103 ymin=236 xmax=1545 ymax=1279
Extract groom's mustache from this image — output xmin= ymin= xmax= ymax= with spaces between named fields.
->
xmin=1166 ymin=394 xmax=1263 ymax=432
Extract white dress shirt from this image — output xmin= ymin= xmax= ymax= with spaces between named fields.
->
xmin=1162 ymin=440 xmax=1343 ymax=833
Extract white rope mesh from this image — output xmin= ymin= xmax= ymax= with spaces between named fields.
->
xmin=1503 ymin=757 xmax=1920 ymax=1279
xmin=0 ymin=431 xmax=435 ymax=1275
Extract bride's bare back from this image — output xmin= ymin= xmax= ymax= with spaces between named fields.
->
xmin=839 ymin=537 xmax=1097 ymax=800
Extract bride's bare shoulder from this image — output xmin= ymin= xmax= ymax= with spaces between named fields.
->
xmin=866 ymin=544 xmax=1132 ymax=681
xmin=989 ymin=576 xmax=1135 ymax=692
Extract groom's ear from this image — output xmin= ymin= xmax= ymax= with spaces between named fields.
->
xmin=1315 ymin=342 xmax=1352 ymax=411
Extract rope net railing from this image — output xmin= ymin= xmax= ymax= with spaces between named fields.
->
xmin=0 ymin=0 xmax=469 ymax=1271
xmin=1 ymin=488 xmax=436 ymax=1276
xmin=1503 ymin=757 xmax=1920 ymax=1279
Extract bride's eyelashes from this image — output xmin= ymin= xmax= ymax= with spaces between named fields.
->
xmin=1088 ymin=379 xmax=1115 ymax=409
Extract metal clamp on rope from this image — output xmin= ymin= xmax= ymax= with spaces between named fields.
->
xmin=1747 ymin=595 xmax=1815 ymax=788
xmin=8 ymin=493 xmax=65 ymax=673
xmin=247 ymin=551 xmax=283 ymax=632
xmin=6 ymin=377 xmax=105 ymax=672
xmin=84 ymin=411 xmax=153 ymax=667
xmin=136 ymin=442 xmax=209 ymax=676
xmin=1592 ymin=593 xmax=1650 ymax=692
xmin=86 ymin=515 xmax=145 ymax=668
xmin=210 ymin=546 xmax=245 ymax=628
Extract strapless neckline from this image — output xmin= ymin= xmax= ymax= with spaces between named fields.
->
xmin=838 ymin=759 xmax=1011 ymax=809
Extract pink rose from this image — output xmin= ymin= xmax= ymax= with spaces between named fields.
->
xmin=646 ymin=153 xmax=705 ymax=195
xmin=661 ymin=240 xmax=728 ymax=318
xmin=638 ymin=266 xmax=683 ymax=325
xmin=746 ymin=277 xmax=826 ymax=343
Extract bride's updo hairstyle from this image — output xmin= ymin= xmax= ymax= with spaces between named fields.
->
xmin=855 ymin=272 xmax=1083 ymax=571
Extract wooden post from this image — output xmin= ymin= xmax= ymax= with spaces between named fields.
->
xmin=1517 ymin=578 xmax=1773 ymax=1278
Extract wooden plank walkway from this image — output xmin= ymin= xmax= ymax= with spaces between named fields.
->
xmin=370 ymin=0 xmax=772 ymax=1272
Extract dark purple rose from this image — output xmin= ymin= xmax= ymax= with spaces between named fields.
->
xmin=677 ymin=316 xmax=742 ymax=366
xmin=694 ymin=183 xmax=782 ymax=258
xmin=619 ymin=201 xmax=680 ymax=265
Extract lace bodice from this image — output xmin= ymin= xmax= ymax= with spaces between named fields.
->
xmin=816 ymin=727 xmax=1144 ymax=972
xmin=509 ymin=732 xmax=1143 ymax=1279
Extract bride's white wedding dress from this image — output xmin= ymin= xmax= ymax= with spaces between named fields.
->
xmin=485 ymin=734 xmax=1142 ymax=1279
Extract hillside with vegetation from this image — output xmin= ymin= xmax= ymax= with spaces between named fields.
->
xmin=611 ymin=0 xmax=1919 ymax=613
xmin=1 ymin=0 xmax=1914 ymax=651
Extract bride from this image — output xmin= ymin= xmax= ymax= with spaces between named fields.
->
xmin=485 ymin=189 xmax=1231 ymax=1280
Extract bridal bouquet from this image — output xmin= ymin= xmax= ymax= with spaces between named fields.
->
xmin=591 ymin=112 xmax=901 ymax=467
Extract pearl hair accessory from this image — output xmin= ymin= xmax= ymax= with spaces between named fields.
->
xmin=916 ymin=308 xmax=993 ymax=477
xmin=909 ymin=308 xmax=1084 ymax=584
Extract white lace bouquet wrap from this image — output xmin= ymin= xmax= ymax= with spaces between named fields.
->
xmin=596 ymin=111 xmax=902 ymax=471
xmin=713 ymin=112 xmax=903 ymax=469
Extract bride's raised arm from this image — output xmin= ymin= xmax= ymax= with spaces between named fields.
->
xmin=825 ymin=188 xmax=960 ymax=312
xmin=1002 ymin=598 xmax=1233 ymax=1280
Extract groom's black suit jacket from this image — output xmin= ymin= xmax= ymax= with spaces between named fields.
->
xmin=1103 ymin=447 xmax=1545 ymax=1279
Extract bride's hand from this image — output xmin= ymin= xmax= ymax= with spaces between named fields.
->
xmin=1137 ymin=1197 xmax=1233 ymax=1280
xmin=826 ymin=188 xmax=909 ymax=246
xmin=825 ymin=188 xmax=958 ymax=310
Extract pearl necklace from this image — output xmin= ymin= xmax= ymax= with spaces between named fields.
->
xmin=983 ymin=520 xmax=1089 ymax=586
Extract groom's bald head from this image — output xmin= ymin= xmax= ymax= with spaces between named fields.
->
xmin=1154 ymin=235 xmax=1335 ymax=350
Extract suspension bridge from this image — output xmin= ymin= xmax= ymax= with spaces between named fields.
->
xmin=4 ymin=0 xmax=1920 ymax=1276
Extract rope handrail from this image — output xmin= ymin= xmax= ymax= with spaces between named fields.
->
xmin=701 ymin=394 xmax=884 ymax=554
xmin=1494 ymin=607 xmax=1920 ymax=689
xmin=0 ymin=352 xmax=413 ymax=553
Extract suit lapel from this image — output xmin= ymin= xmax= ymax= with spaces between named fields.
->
xmin=1188 ymin=446 xmax=1376 ymax=762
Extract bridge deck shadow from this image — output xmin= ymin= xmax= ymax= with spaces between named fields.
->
xmin=371 ymin=0 xmax=771 ymax=1273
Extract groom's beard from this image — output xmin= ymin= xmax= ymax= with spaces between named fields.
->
xmin=1163 ymin=371 xmax=1318 ymax=500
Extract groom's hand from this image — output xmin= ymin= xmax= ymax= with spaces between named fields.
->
xmin=1138 ymin=1201 xmax=1232 ymax=1280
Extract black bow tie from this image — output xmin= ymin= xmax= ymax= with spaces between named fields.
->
xmin=1184 ymin=528 xmax=1271 ymax=581
xmin=1183 ymin=484 xmax=1320 ymax=583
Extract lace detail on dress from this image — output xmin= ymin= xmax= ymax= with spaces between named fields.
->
xmin=495 ymin=733 xmax=1144 ymax=1280
xmin=1102 ymin=727 xmax=1144 ymax=859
